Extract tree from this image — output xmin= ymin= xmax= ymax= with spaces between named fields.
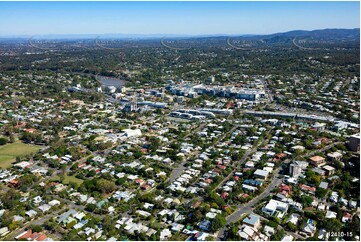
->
xmin=208 ymin=192 xmax=225 ymax=207
xmin=315 ymin=188 xmax=327 ymax=198
xmin=320 ymin=218 xmax=342 ymax=232
xmin=299 ymin=195 xmax=313 ymax=207
xmin=9 ymin=134 xmax=15 ymax=143
xmin=87 ymin=170 xmax=96 ymax=177
xmin=85 ymin=204 xmax=96 ymax=212
xmin=0 ymin=188 xmax=20 ymax=209
xmin=0 ymin=137 xmax=8 ymax=145
xmin=70 ymin=163 xmax=78 ymax=170
xmin=344 ymin=216 xmax=360 ymax=239
xmin=0 ymin=211 xmax=13 ymax=227
xmin=102 ymin=215 xmax=113 ymax=232
xmin=18 ymin=174 xmax=38 ymax=189
xmin=271 ymin=229 xmax=286 ymax=241
xmin=227 ymin=223 xmax=241 ymax=240
xmin=148 ymin=136 xmax=161 ymax=152
xmin=96 ymin=178 xmax=116 ymax=194
xmin=286 ymin=222 xmax=297 ymax=232
xmin=210 ymin=214 xmax=226 ymax=232
xmin=44 ymin=220 xmax=59 ymax=232
xmin=29 ymin=225 xmax=43 ymax=233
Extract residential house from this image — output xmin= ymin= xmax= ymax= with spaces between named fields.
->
xmin=25 ymin=210 xmax=37 ymax=218
xmin=281 ymin=235 xmax=294 ymax=241
xmin=238 ymin=225 xmax=258 ymax=241
xmin=254 ymin=169 xmax=269 ymax=180
xmin=327 ymin=152 xmax=342 ymax=161
xmin=330 ymin=192 xmax=339 ymax=203
xmin=319 ymin=182 xmax=328 ymax=190
xmin=263 ymin=226 xmax=275 ymax=237
xmin=325 ymin=211 xmax=337 ymax=219
xmin=242 ymin=214 xmax=261 ymax=229
xmin=301 ymin=219 xmax=317 ymax=237
xmin=291 ymin=145 xmax=305 ymax=152
xmin=342 ymin=212 xmax=352 ymax=223
xmin=57 ymin=209 xmax=77 ymax=224
xmin=198 ymin=220 xmax=211 ymax=232
xmin=262 ymin=199 xmax=289 ymax=218
xmin=15 ymin=230 xmax=49 ymax=241
xmin=300 ymin=184 xmax=316 ymax=194
xmin=322 ymin=165 xmax=335 ymax=176
xmin=160 ymin=229 xmax=172 ymax=241
xmin=309 ymin=156 xmax=326 ymax=167
xmin=286 ymin=213 xmax=300 ymax=225
xmin=0 ymin=227 xmax=9 ymax=237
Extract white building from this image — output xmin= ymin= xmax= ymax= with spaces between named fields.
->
xmin=262 ymin=199 xmax=289 ymax=218
xmin=254 ymin=169 xmax=269 ymax=180
xmin=121 ymin=129 xmax=142 ymax=138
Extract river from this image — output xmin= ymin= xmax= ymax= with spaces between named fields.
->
xmin=98 ymin=76 xmax=127 ymax=88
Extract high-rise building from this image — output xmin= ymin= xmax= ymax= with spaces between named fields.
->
xmin=289 ymin=163 xmax=302 ymax=177
xmin=348 ymin=133 xmax=360 ymax=152
xmin=289 ymin=161 xmax=308 ymax=177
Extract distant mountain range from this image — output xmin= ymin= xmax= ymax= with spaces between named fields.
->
xmin=257 ymin=28 xmax=360 ymax=42
xmin=1 ymin=28 xmax=359 ymax=40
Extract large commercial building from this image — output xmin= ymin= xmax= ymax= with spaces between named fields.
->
xmin=167 ymin=83 xmax=265 ymax=101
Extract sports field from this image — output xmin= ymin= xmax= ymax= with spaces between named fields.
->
xmin=0 ymin=142 xmax=42 ymax=168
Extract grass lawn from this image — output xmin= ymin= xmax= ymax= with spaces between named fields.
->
xmin=51 ymin=175 xmax=84 ymax=185
xmin=0 ymin=142 xmax=42 ymax=168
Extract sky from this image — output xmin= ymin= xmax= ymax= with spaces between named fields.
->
xmin=0 ymin=1 xmax=359 ymax=36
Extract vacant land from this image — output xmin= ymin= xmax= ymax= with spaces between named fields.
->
xmin=0 ymin=142 xmax=42 ymax=168
xmin=51 ymin=175 xmax=84 ymax=185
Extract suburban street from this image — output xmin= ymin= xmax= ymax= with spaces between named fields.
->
xmin=215 ymin=141 xmax=344 ymax=240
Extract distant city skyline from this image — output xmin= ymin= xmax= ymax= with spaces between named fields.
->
xmin=0 ymin=1 xmax=359 ymax=36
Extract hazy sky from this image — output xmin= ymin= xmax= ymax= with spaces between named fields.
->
xmin=0 ymin=1 xmax=359 ymax=36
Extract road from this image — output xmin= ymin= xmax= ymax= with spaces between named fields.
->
xmin=211 ymin=133 xmax=273 ymax=193
xmin=168 ymin=122 xmax=237 ymax=183
xmin=215 ymin=172 xmax=282 ymax=240
xmin=298 ymin=142 xmax=342 ymax=159
xmin=292 ymin=38 xmax=314 ymax=50
xmin=256 ymin=212 xmax=306 ymax=240
xmin=5 ymin=193 xmax=106 ymax=241
xmin=168 ymin=123 xmax=207 ymax=182
xmin=5 ymin=212 xmax=57 ymax=240
xmin=216 ymin=141 xmax=343 ymax=240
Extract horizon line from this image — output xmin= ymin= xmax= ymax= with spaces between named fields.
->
xmin=0 ymin=27 xmax=360 ymax=39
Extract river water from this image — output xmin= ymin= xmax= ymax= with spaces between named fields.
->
xmin=98 ymin=76 xmax=126 ymax=87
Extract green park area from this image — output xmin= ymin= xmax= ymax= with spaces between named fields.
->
xmin=0 ymin=141 xmax=42 ymax=168
xmin=51 ymin=175 xmax=84 ymax=185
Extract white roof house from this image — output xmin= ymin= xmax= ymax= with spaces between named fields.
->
xmin=286 ymin=213 xmax=301 ymax=225
xmin=238 ymin=225 xmax=257 ymax=240
xmin=121 ymin=129 xmax=142 ymax=138
xmin=262 ymin=199 xmax=289 ymax=218
xmin=0 ymin=227 xmax=9 ymax=237
xmin=38 ymin=204 xmax=51 ymax=213
xmin=160 ymin=229 xmax=172 ymax=240
xmin=325 ymin=211 xmax=337 ymax=219
xmin=254 ymin=169 xmax=269 ymax=179
xmin=48 ymin=200 xmax=60 ymax=206
xmin=281 ymin=235 xmax=294 ymax=241
xmin=25 ymin=210 xmax=37 ymax=217
xmin=303 ymin=222 xmax=316 ymax=235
